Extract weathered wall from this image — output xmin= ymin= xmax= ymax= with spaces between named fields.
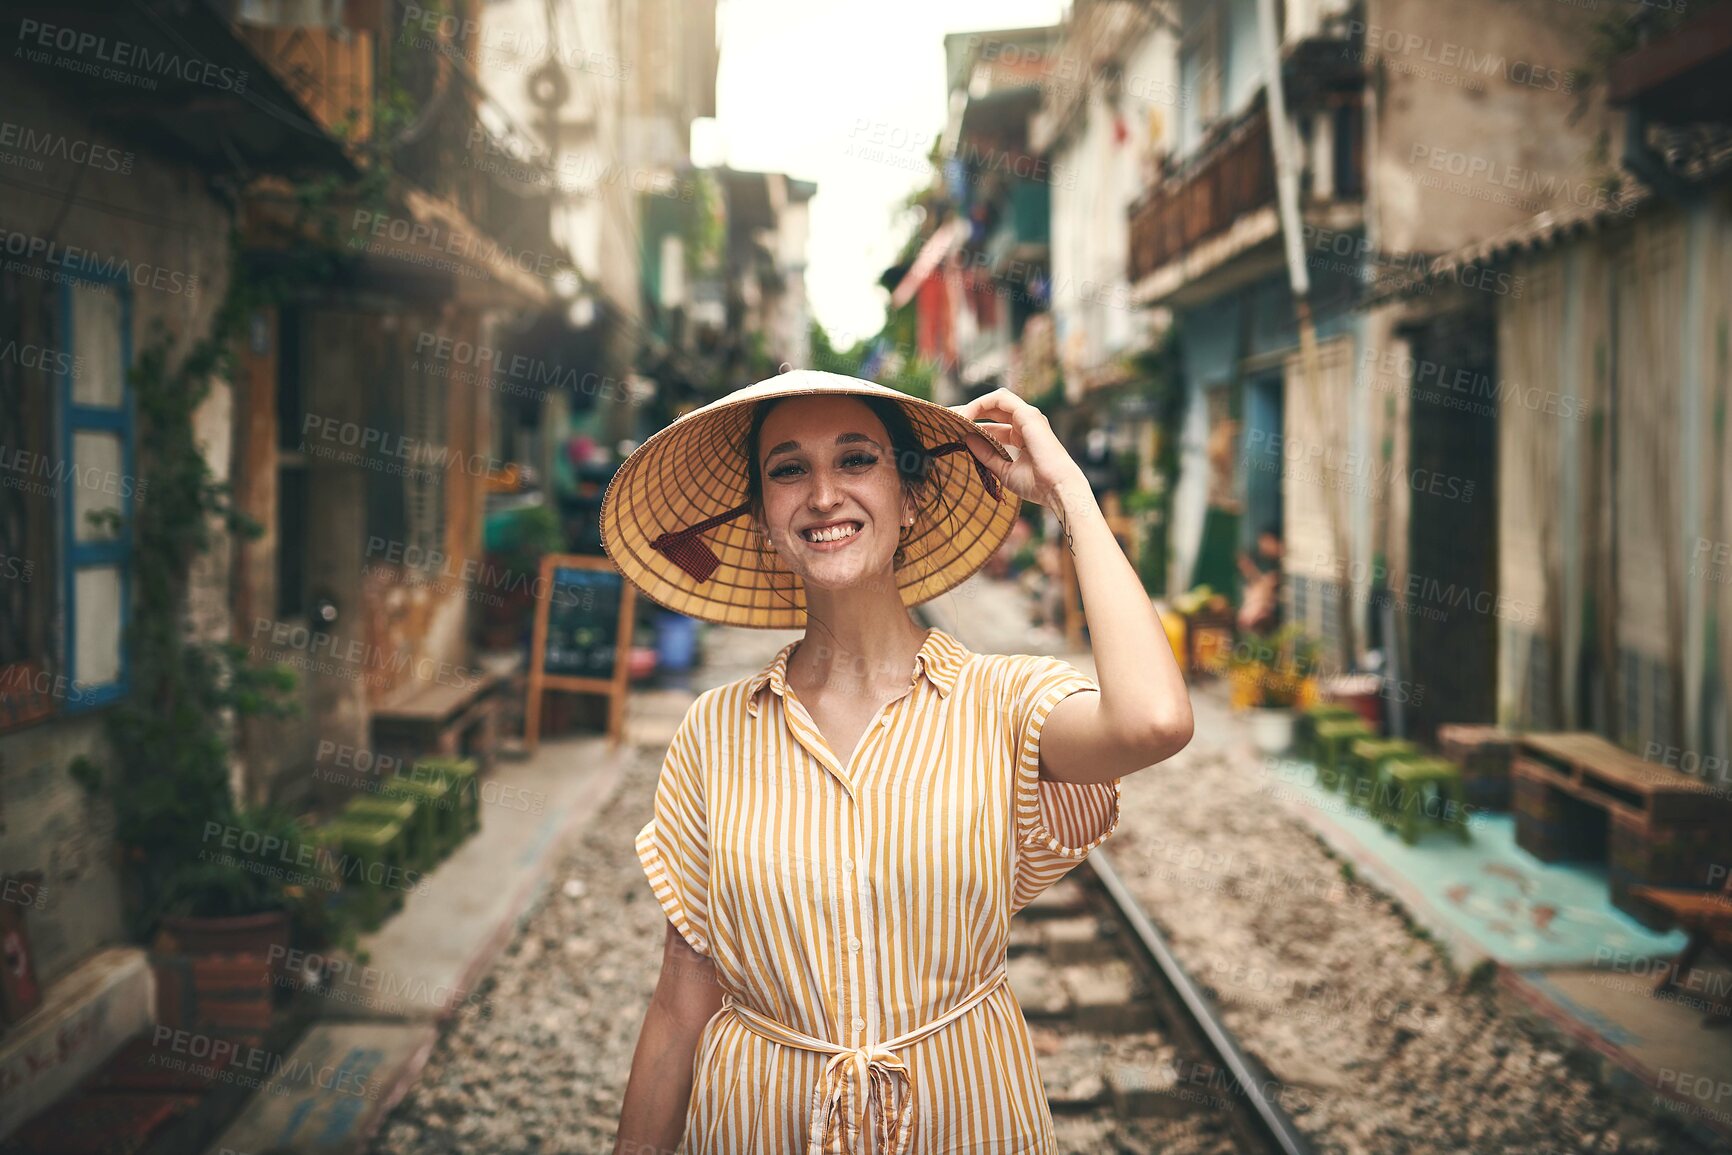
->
xmin=0 ymin=66 xmax=233 ymax=984
xmin=1497 ymin=194 xmax=1732 ymax=763
xmin=1369 ymin=0 xmax=1619 ymax=257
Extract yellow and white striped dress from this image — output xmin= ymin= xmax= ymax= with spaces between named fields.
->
xmin=636 ymin=626 xmax=1123 ymax=1154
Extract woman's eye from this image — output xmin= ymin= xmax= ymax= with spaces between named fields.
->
xmin=769 ymin=454 xmax=874 ymax=478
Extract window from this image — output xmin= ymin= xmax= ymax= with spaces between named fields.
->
xmin=1178 ymin=0 xmax=1223 ymax=153
xmin=1620 ymin=649 xmax=1641 ymax=748
xmin=1650 ymin=656 xmax=1673 ymax=754
xmin=1319 ymin=577 xmax=1342 ymax=667
xmin=60 ymin=276 xmax=134 ymax=710
xmin=1527 ymin=631 xmax=1554 ymax=731
xmin=277 ymin=305 xmax=308 ymax=620
xmin=402 ymin=351 xmax=447 ymax=570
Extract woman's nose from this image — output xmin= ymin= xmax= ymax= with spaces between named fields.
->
xmin=808 ymin=468 xmax=842 ymax=510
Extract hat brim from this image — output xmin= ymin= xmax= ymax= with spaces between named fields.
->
xmin=600 ymin=370 xmax=1025 ymax=628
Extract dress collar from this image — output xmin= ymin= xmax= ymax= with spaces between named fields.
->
xmin=747 ymin=627 xmax=967 ymax=717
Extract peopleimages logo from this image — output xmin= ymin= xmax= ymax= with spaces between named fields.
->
xmin=0 ymin=339 xmax=79 ymax=378
xmin=0 ymin=227 xmax=198 ymax=298
xmin=348 ymin=210 xmax=575 ymax=282
xmin=16 ymin=19 xmax=249 ymax=93
xmin=0 ymin=119 xmax=133 ymax=174
xmin=1343 ymin=21 xmax=1576 ymax=93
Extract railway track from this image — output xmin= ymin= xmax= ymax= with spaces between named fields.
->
xmin=1014 ymin=850 xmax=1315 ymax=1155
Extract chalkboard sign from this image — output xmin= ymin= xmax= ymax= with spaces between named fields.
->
xmin=543 ymin=565 xmax=624 ymax=678
xmin=526 ymin=554 xmax=636 ymax=751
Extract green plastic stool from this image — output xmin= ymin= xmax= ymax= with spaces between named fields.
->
xmin=415 ymin=757 xmax=480 ymax=840
xmin=381 ymin=774 xmax=460 ymax=862
xmin=1375 ymin=757 xmax=1472 ymax=845
xmin=342 ymin=795 xmax=431 ymax=872
xmin=1346 ymin=738 xmax=1421 ymax=810
xmin=1312 ymin=717 xmax=1374 ymax=792
xmin=317 ymin=815 xmax=409 ymax=931
xmin=1297 ymin=704 xmax=1361 ymax=761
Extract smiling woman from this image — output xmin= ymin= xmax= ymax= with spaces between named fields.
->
xmin=601 ymin=370 xmax=1193 ymax=1155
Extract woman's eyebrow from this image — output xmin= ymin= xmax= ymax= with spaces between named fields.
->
xmin=763 ymin=432 xmax=884 ymax=462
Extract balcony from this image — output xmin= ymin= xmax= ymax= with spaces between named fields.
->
xmin=1128 ymin=92 xmax=1363 ymax=304
xmin=235 ymin=24 xmax=373 ymax=142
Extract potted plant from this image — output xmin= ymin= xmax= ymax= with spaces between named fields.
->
xmin=155 ymin=805 xmax=305 ymax=960
xmin=1228 ymin=623 xmax=1321 ymax=754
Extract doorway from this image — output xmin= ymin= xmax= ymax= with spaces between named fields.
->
xmin=1404 ymin=310 xmax=1500 ymax=742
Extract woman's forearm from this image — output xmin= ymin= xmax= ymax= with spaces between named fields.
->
xmin=613 ymin=999 xmax=707 ymax=1155
xmin=1052 ymin=474 xmax=1193 ymax=748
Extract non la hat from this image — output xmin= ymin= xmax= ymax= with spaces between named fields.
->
xmin=599 ymin=370 xmax=1025 ymax=629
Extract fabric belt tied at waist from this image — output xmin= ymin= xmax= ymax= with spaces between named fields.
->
xmin=720 ymin=966 xmax=1009 ymax=1155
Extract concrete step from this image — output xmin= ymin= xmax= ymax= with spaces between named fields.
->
xmin=201 ymin=1020 xmax=437 ymax=1155
xmin=0 ymin=946 xmax=152 ymax=1140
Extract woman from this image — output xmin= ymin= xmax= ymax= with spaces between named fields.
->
xmin=604 ymin=371 xmax=1193 ymax=1155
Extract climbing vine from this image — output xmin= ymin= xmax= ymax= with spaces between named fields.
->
xmin=70 ymin=87 xmax=410 ymax=938
xmin=71 ymin=253 xmax=299 ymax=936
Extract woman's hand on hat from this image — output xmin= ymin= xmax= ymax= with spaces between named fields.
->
xmin=952 ymin=388 xmax=1089 ymax=512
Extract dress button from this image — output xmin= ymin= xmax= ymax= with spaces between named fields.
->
xmin=853 ymin=1017 xmax=866 ymax=1031
xmin=879 ymin=714 xmax=892 ymax=726
xmin=842 ymin=858 xmax=853 ymax=873
xmin=849 ymin=937 xmax=861 ymax=951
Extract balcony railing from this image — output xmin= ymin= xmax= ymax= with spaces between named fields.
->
xmin=1128 ymin=93 xmax=1363 ymax=285
xmin=1129 ymin=105 xmax=1276 ymax=283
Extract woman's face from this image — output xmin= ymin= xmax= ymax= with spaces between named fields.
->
xmin=755 ymin=395 xmax=913 ymax=592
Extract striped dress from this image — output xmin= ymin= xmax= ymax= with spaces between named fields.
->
xmin=635 ymin=626 xmax=1123 ymax=1154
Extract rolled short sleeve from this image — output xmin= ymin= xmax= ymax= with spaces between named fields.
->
xmin=635 ymin=703 xmax=713 ymax=957
xmin=1005 ymin=654 xmax=1122 ymax=913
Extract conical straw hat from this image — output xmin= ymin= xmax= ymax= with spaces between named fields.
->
xmin=599 ymin=369 xmax=1023 ymax=628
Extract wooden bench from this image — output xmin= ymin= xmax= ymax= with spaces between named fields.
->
xmin=371 ymin=667 xmax=505 ymax=778
xmin=1513 ymin=733 xmax=1731 ymax=928
xmin=1627 ymin=872 xmax=1732 ymax=1017
xmin=1513 ymin=733 xmax=1724 ymax=824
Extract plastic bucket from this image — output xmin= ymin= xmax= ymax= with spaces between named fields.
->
xmin=655 ymin=612 xmax=699 ymax=672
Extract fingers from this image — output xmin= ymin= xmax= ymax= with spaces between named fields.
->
xmin=951 ymin=387 xmax=1027 ymax=420
xmin=964 ymin=404 xmax=1041 ymax=432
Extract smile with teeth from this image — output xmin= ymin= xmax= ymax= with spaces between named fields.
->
xmin=801 ymin=521 xmax=862 ymax=543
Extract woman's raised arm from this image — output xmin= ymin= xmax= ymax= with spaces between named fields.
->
xmin=956 ymin=388 xmax=1194 ymax=785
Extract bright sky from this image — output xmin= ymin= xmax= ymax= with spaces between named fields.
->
xmin=707 ymin=0 xmax=1067 ymax=349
